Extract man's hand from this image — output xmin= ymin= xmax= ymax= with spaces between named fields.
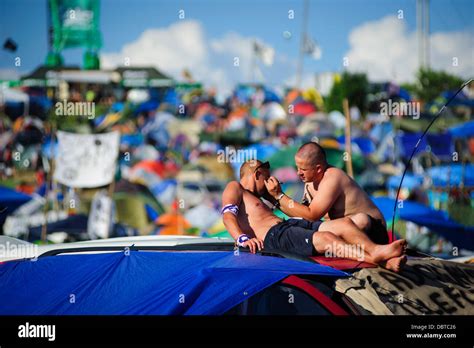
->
xmin=242 ymin=238 xmax=264 ymax=254
xmin=264 ymin=176 xmax=282 ymax=198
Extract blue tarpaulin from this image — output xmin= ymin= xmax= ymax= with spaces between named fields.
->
xmin=373 ymin=196 xmax=474 ymax=250
xmin=0 ymin=251 xmax=347 ymax=315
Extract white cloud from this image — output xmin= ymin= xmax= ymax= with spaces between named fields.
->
xmin=101 ymin=20 xmax=278 ymax=100
xmin=344 ymin=15 xmax=473 ymax=83
xmin=101 ymin=20 xmax=208 ymax=76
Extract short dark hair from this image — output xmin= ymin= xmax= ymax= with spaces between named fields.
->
xmin=239 ymin=159 xmax=261 ymax=179
xmin=296 ymin=142 xmax=327 ymax=166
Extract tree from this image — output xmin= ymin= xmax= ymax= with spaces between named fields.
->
xmin=411 ymin=68 xmax=464 ymax=103
xmin=325 ymin=72 xmax=369 ymax=115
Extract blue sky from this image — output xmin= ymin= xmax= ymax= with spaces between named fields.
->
xmin=1 ymin=0 xmax=472 ymax=93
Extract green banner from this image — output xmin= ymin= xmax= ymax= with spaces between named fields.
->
xmin=49 ymin=0 xmax=101 ymax=51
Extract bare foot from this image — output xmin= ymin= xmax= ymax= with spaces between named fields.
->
xmin=369 ymin=239 xmax=406 ymax=264
xmin=380 ymin=255 xmax=407 ymax=273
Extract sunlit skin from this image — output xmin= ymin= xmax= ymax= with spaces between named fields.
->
xmin=265 ymin=154 xmax=386 ymax=229
xmin=222 ymin=160 xmax=407 ymax=272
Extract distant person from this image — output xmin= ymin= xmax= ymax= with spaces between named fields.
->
xmin=264 ymin=142 xmax=389 ymax=244
xmin=221 ymin=160 xmax=406 ymax=272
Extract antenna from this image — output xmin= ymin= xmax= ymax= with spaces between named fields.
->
xmin=390 ymin=79 xmax=473 ymax=240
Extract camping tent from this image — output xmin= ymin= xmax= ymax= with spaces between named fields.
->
xmin=0 ymin=186 xmax=32 ymax=231
xmin=449 ymin=120 xmax=474 ymax=138
xmin=373 ymin=196 xmax=474 ymax=250
xmin=427 ymin=164 xmax=474 ymax=187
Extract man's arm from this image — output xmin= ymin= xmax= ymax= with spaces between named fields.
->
xmin=221 ymin=181 xmax=245 ymax=240
xmin=265 ymin=176 xmax=341 ymax=221
xmin=221 ymin=181 xmax=263 ymax=253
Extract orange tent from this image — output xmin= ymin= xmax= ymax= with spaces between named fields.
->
xmin=156 ymin=213 xmax=191 ymax=235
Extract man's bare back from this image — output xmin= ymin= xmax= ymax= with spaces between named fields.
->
xmin=304 ymin=166 xmax=386 ymax=224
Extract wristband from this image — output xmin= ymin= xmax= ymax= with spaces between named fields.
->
xmin=221 ymin=204 xmax=239 ymax=216
xmin=276 ymin=193 xmax=285 ymax=201
xmin=236 ymin=234 xmax=250 ymax=246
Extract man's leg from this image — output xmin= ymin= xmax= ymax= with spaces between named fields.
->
xmin=348 ymin=213 xmax=389 ymax=244
xmin=319 ymin=217 xmax=406 ymax=265
xmin=348 ymin=213 xmax=372 ymax=232
xmin=320 ymin=217 xmax=375 ymax=250
xmin=313 ymin=231 xmax=406 ymax=272
xmin=312 ymin=231 xmax=363 ymax=260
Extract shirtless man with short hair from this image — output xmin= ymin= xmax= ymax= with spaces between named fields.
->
xmin=222 ymin=159 xmax=406 ymax=272
xmin=264 ymin=142 xmax=389 ymax=244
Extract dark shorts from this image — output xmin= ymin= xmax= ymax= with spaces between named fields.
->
xmin=264 ymin=219 xmax=323 ymax=257
xmin=367 ymin=216 xmax=389 ymax=245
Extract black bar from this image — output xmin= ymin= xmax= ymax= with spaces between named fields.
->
xmin=0 ymin=315 xmax=472 ymax=346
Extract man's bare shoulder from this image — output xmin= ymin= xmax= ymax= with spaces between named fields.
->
xmin=225 ymin=180 xmax=242 ymax=190
xmin=222 ymin=181 xmax=244 ymax=206
xmin=323 ymin=166 xmax=346 ymax=181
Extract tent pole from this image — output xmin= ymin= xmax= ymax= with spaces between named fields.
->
xmin=343 ymin=98 xmax=354 ymax=178
xmin=40 ymin=119 xmax=57 ymax=243
xmin=106 ymin=177 xmax=116 ymax=238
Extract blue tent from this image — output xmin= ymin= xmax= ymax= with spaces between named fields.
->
xmin=111 ymin=102 xmax=125 ymax=113
xmin=373 ymin=196 xmax=474 ymax=250
xmin=396 ymin=132 xmax=454 ymax=159
xmin=441 ymin=90 xmax=474 ymax=107
xmin=120 ymin=133 xmax=144 ymax=147
xmin=387 ymin=173 xmax=424 ymax=191
xmin=162 ymin=89 xmax=180 ymax=107
xmin=396 ymin=132 xmax=429 ymax=159
xmin=230 ymin=143 xmax=279 ymax=179
xmin=134 ymin=100 xmax=160 ymax=115
xmin=0 ymin=251 xmax=347 ymax=315
xmin=449 ymin=120 xmax=474 ymax=138
xmin=0 ymin=186 xmax=31 ymax=229
xmin=427 ymin=164 xmax=474 ymax=187
xmin=426 ymin=133 xmax=453 ymax=159
xmin=263 ymin=87 xmax=282 ymax=104
xmin=337 ymin=136 xmax=376 ymax=155
xmin=27 ymin=214 xmax=89 ymax=241
xmin=369 ymin=122 xmax=393 ymax=145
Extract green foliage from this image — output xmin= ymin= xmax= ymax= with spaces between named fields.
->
xmin=325 ymin=72 xmax=369 ymax=115
xmin=412 ymin=68 xmax=464 ymax=103
xmin=324 ymin=78 xmax=345 ymax=113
